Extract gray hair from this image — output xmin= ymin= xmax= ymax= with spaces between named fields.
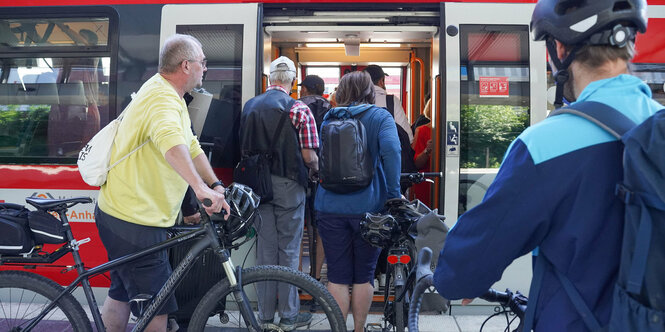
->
xmin=335 ymin=71 xmax=375 ymax=106
xmin=269 ymin=70 xmax=296 ymax=86
xmin=159 ymin=34 xmax=202 ymax=74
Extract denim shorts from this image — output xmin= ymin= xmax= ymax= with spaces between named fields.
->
xmin=317 ymin=212 xmax=382 ymax=285
xmin=95 ymin=206 xmax=177 ymax=316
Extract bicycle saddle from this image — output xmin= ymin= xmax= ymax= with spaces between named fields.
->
xmin=25 ymin=197 xmax=93 ymax=211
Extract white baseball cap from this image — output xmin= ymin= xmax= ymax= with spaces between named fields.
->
xmin=270 ymin=56 xmax=296 ymax=74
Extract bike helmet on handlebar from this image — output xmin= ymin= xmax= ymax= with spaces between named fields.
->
xmin=211 ymin=183 xmax=260 ymax=242
xmin=530 ymin=0 xmax=647 ymax=107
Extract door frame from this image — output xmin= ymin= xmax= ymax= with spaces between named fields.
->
xmin=439 ymin=2 xmax=547 ymax=222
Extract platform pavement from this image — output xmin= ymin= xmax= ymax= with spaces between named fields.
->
xmin=75 ymin=307 xmax=516 ymax=332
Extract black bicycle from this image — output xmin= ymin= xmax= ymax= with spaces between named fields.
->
xmin=0 ymin=183 xmax=347 ymax=332
xmin=362 ymin=172 xmax=445 ymax=332
xmin=408 ymin=247 xmax=527 ymax=332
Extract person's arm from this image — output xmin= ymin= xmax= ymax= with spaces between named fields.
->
xmin=301 ymin=148 xmax=319 ymax=172
xmin=433 ymin=139 xmax=550 ymax=300
xmin=413 ymin=140 xmax=432 ymax=169
xmin=377 ymin=113 xmax=402 ymax=199
xmin=393 ymin=97 xmax=414 ymax=143
xmin=164 ymin=145 xmax=230 ymax=217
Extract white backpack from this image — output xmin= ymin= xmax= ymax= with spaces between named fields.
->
xmin=77 ymin=100 xmax=148 ymax=186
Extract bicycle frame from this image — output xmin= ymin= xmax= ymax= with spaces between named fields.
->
xmin=17 ymin=206 xmax=258 ymax=332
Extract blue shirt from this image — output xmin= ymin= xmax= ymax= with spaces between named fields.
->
xmin=315 ymin=104 xmax=401 ymax=215
xmin=434 ymin=74 xmax=663 ymax=331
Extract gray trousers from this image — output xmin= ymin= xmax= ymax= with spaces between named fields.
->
xmin=255 ymin=175 xmax=306 ymax=320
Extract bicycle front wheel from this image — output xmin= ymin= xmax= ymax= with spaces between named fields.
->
xmin=0 ymin=270 xmax=92 ymax=332
xmin=189 ymin=265 xmax=347 ymax=331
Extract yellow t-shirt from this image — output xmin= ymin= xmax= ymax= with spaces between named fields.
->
xmin=98 ymin=74 xmax=204 ymax=227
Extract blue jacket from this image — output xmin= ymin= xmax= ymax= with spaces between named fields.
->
xmin=315 ymin=104 xmax=401 ymax=215
xmin=434 ymin=75 xmax=663 ymax=331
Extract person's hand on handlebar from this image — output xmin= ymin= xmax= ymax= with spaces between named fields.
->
xmin=461 ymin=298 xmax=474 ymax=305
xmin=196 ymin=185 xmax=231 ymax=220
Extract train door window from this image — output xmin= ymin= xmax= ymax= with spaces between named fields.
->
xmin=0 ymin=15 xmax=113 ymax=163
xmin=176 ymin=24 xmax=243 ymax=168
xmin=458 ymin=25 xmax=531 ymax=216
xmin=383 ymin=67 xmax=403 ymax=96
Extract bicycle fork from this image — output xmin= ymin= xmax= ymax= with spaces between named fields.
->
xmin=216 ymin=248 xmax=262 ymax=332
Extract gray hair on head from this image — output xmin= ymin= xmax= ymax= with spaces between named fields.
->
xmin=269 ymin=70 xmax=296 ymax=86
xmin=159 ymin=34 xmax=202 ymax=74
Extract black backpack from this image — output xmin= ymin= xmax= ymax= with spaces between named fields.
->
xmin=319 ymin=107 xmax=374 ymax=194
xmin=386 ymin=95 xmax=418 ymax=191
xmin=524 ymin=101 xmax=665 ymax=332
xmin=301 ymin=95 xmax=331 ymax=130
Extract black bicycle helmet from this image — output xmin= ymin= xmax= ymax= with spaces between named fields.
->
xmin=531 ymin=0 xmax=647 ymax=46
xmin=359 ymin=213 xmax=400 ymax=249
xmin=211 ymin=182 xmax=260 ymax=242
xmin=530 ymin=0 xmax=647 ymax=108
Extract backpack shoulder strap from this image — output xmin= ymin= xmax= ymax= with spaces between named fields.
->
xmin=386 ymin=94 xmax=395 ymax=117
xmin=523 ymin=251 xmax=602 ymax=332
xmin=549 ymin=101 xmax=636 ymax=139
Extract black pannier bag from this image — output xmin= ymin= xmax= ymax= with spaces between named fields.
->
xmin=28 ymin=210 xmax=67 ymax=244
xmin=0 ymin=203 xmax=34 ymax=255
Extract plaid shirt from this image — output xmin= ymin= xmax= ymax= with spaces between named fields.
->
xmin=267 ymin=85 xmax=319 ymax=149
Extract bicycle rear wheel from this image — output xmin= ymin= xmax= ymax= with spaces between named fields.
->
xmin=188 ymin=265 xmax=347 ymax=331
xmin=0 ymin=270 xmax=92 ymax=332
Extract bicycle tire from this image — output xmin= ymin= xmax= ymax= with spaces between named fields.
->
xmin=0 ymin=270 xmax=92 ymax=332
xmin=407 ymin=275 xmax=434 ymax=332
xmin=188 ymin=265 xmax=347 ymax=331
xmin=394 ymin=283 xmax=405 ymax=332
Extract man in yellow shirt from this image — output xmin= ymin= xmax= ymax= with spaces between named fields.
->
xmin=95 ymin=34 xmax=230 ymax=332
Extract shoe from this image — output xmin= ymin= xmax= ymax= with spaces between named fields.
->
xmin=279 ymin=312 xmax=313 ymax=331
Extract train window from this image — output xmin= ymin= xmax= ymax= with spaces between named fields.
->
xmin=176 ymin=24 xmax=243 ymax=168
xmin=0 ymin=56 xmax=111 ymax=160
xmin=383 ymin=67 xmax=402 ymax=97
xmin=0 ymin=17 xmax=109 ymax=48
xmin=458 ymin=24 xmax=531 ymax=215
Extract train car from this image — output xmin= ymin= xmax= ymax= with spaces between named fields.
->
xmin=1 ymin=0 xmax=664 ymax=300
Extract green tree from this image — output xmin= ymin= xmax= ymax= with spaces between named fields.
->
xmin=460 ymin=104 xmax=529 ymax=168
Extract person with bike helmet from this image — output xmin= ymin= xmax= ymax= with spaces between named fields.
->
xmin=434 ymin=1 xmax=662 ymax=331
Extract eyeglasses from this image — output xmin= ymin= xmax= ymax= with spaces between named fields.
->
xmin=187 ymin=58 xmax=207 ymax=68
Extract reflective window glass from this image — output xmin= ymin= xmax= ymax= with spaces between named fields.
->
xmin=0 ymin=56 xmax=111 ymax=159
xmin=458 ymin=25 xmax=531 ymax=216
xmin=177 ymin=24 xmax=243 ymax=168
xmin=0 ymin=17 xmax=109 ymax=48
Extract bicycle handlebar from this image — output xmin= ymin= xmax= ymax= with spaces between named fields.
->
xmin=415 ymin=247 xmax=434 ymax=282
xmin=479 ymin=288 xmax=527 ymax=320
xmin=400 ymin=172 xmax=443 ymax=178
xmin=400 ymin=172 xmax=443 ymax=185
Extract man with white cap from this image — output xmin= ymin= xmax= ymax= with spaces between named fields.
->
xmin=238 ymin=56 xmax=318 ymax=330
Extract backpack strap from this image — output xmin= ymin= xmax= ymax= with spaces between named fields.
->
xmin=523 ymin=250 xmax=603 ymax=332
xmin=268 ymin=98 xmax=296 ymax=154
xmin=386 ymin=94 xmax=395 ymax=117
xmin=548 ymin=101 xmax=636 ymax=139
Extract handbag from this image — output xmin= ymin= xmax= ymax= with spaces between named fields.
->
xmin=77 ymin=102 xmax=148 ymax=187
xmin=234 ymin=105 xmax=292 ymax=203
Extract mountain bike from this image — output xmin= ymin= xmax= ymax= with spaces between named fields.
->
xmin=363 ymin=172 xmax=445 ymax=332
xmin=408 ymin=247 xmax=527 ymax=332
xmin=0 ymin=183 xmax=347 ymax=331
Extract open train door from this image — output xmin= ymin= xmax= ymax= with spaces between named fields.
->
xmin=159 ymin=4 xmax=262 ymax=316
xmin=438 ymin=2 xmax=548 ymax=297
